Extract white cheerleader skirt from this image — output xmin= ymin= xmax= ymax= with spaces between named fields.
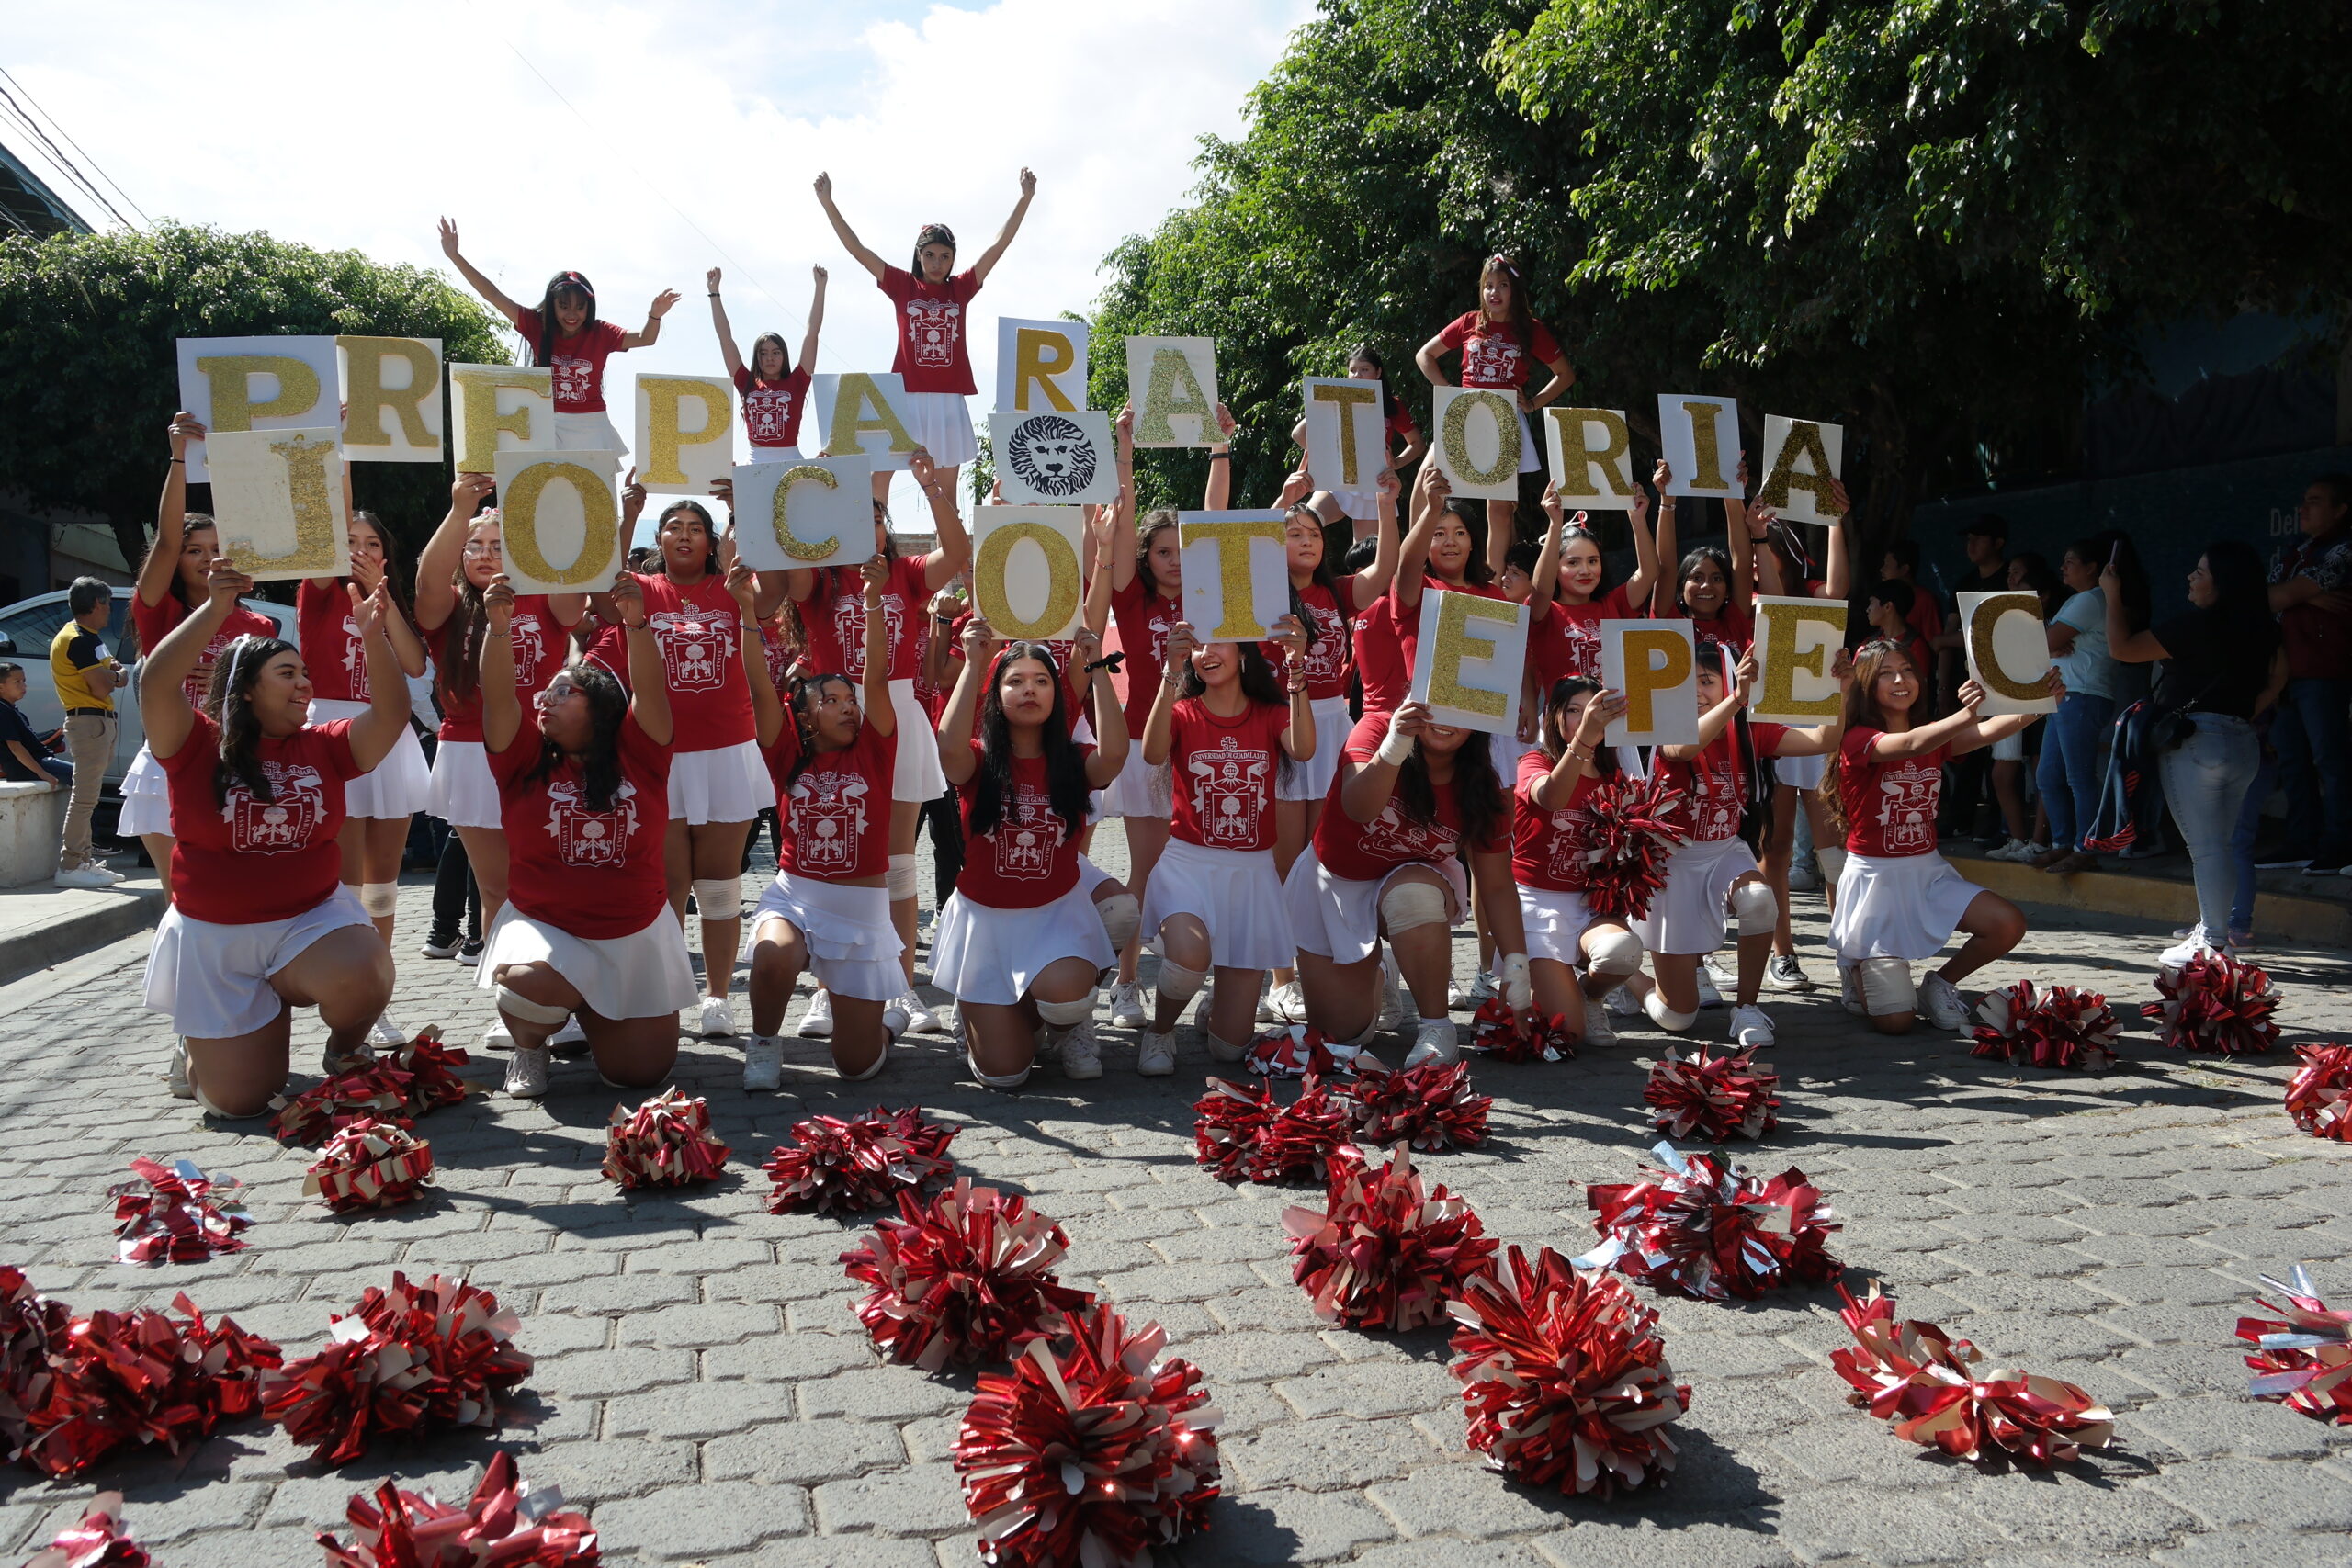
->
xmin=1489 ymin=730 xmax=1538 ymax=778
xmin=1518 ymin=883 xmax=1608 ymax=967
xmin=119 ymin=744 xmax=171 ymax=837
xmin=1100 ymin=747 xmax=1173 ymax=818
xmin=1331 ymin=484 xmax=1381 ymax=523
xmin=144 ymin=886 xmax=374 ymax=1040
xmin=1992 ymin=728 xmax=2025 ymax=762
xmin=551 ymin=410 xmax=627 ymax=452
xmin=930 ymin=861 xmax=1116 ymax=1006
xmin=1278 ymin=696 xmax=1351 ymax=802
xmin=669 ymin=739 xmax=768 ymax=825
xmin=426 ymin=739 xmax=501 ymax=829
xmin=887 ymin=678 xmax=945 ymax=802
xmin=1282 ymin=847 xmax=1467 ymax=966
xmin=745 ymin=871 xmax=904 ymax=1001
xmin=478 ymin=905 xmax=699 ymax=1021
xmin=901 ymin=392 xmax=979 ymax=468
xmin=745 ymin=445 xmax=805 ymax=464
xmin=1140 ymin=839 xmax=1296 ymax=972
xmin=1828 ymin=851 xmax=1984 ymax=963
xmin=1775 ymin=752 xmax=1827 ymax=791
xmin=1632 ymin=833 xmax=1758 ymax=957
xmin=308 ymin=699 xmax=430 ymax=818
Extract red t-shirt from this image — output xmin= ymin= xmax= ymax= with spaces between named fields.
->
xmin=163 ymin=713 xmax=359 ymax=925
xmin=296 ymin=579 xmax=386 ymax=704
xmin=513 ymin=310 xmax=629 ymax=413
xmin=1112 ymin=578 xmax=1183 ymax=739
xmin=1687 ymin=603 xmax=1756 ymax=655
xmin=1653 ymin=722 xmax=1789 ymax=844
xmin=1386 ymin=405 xmax=1421 ymax=447
xmin=764 ymin=714 xmax=896 ymax=882
xmin=1512 ymin=753 xmax=1601 ymax=893
xmin=878 ymin=266 xmax=981 ymax=396
xmin=1268 ymin=578 xmax=1359 ymax=702
xmin=734 ymin=364 xmax=812 ymax=449
xmin=1904 ymin=592 xmax=1944 ymax=650
xmin=1838 ymin=727 xmax=1948 ymax=858
xmin=582 ymin=612 xmax=629 ymax=691
xmin=1435 ymin=312 xmax=1565 ymax=391
xmin=634 ymin=572 xmax=753 ymax=752
xmin=134 ymin=595 xmax=279 ymax=712
xmin=490 ymin=708 xmax=672 ymax=938
xmin=1352 ymin=580 xmax=1509 ymax=720
xmin=1529 ymin=584 xmax=1638 ymax=688
xmin=802 ymin=557 xmax=930 ymax=683
xmin=1167 ymin=698 xmax=1287 ymax=853
xmin=762 ymin=615 xmax=799 ymax=694
xmin=953 ymin=741 xmax=1092 ymax=909
xmin=1313 ymin=713 xmax=1508 ymax=882
xmin=435 ymin=595 xmax=570 ymax=744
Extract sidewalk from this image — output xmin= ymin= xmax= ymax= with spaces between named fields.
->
xmin=1943 ymin=839 xmax=2352 ymax=948
xmin=0 ymin=866 xmax=164 ymax=987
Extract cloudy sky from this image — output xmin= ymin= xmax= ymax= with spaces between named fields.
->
xmin=8 ymin=0 xmax=1313 ymax=513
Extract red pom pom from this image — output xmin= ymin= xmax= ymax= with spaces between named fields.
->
xmin=1449 ymin=1246 xmax=1690 ymax=1495
xmin=1831 ymin=1282 xmax=2114 ymax=1464
xmin=1970 ymin=981 xmax=2121 ymax=1070
xmin=304 ymin=1121 xmax=436 ymax=1213
xmin=1250 ymin=1079 xmax=1360 ymax=1184
xmin=271 ymin=1065 xmax=416 ymax=1148
xmin=1583 ymin=1145 xmax=1840 ymax=1301
xmin=107 ymin=1156 xmax=253 ymax=1266
xmin=842 ymin=1180 xmax=1093 ymax=1372
xmin=390 ymin=1026 xmax=476 ymax=1115
xmin=19 ymin=1295 xmax=282 ymax=1478
xmin=1644 ymin=1045 xmax=1780 ymax=1142
xmin=22 ymin=1492 xmax=150 ymax=1568
xmin=1577 ymin=774 xmax=1689 ymax=922
xmin=955 ymin=1303 xmax=1220 ymax=1567
xmin=2143 ymin=950 xmax=2281 ymax=1055
xmin=2286 ymin=1045 xmax=2352 ymax=1143
xmin=1244 ymin=1024 xmax=1362 ymax=1080
xmin=1 ymin=1266 xmax=70 ymax=1461
xmin=602 ymin=1089 xmax=731 ymax=1188
xmin=318 ymin=1450 xmax=600 ymax=1567
xmin=763 ymin=1105 xmax=958 ymax=1213
xmin=1343 ymin=1060 xmax=1491 ymax=1152
xmin=1282 ymin=1145 xmax=1498 ymax=1330
xmin=262 ymin=1273 xmax=531 ymax=1468
xmin=2235 ymin=1264 xmax=2352 ymax=1423
xmin=1468 ymin=998 xmax=1577 ymax=1063
xmin=1192 ymin=1077 xmax=1276 ymax=1180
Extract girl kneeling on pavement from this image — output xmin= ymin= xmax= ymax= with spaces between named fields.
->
xmin=1511 ymin=677 xmax=1647 ymax=1046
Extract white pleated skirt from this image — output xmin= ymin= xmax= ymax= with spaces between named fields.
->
xmin=669 ymin=739 xmax=768 ymax=825
xmin=1278 ymin=696 xmax=1351 ymax=802
xmin=1775 ymin=752 xmax=1827 ymax=791
xmin=478 ymin=905 xmax=698 ymax=1021
xmin=745 ymin=445 xmax=805 ymax=464
xmin=426 ymin=739 xmax=500 ymax=829
xmin=887 ymin=679 xmax=944 ymax=802
xmin=1489 ymin=730 xmax=1538 ymax=777
xmin=144 ymin=886 xmax=374 ymax=1040
xmin=1632 ymin=833 xmax=1758 ymax=957
xmin=1518 ymin=882 xmax=1606 ymax=967
xmin=551 ymin=409 xmax=627 ymax=452
xmin=308 ymin=699 xmax=430 ymax=818
xmin=1828 ymin=851 xmax=1984 ymax=963
xmin=1100 ymin=747 xmax=1173 ymax=818
xmin=901 ymin=393 xmax=979 ymax=467
xmin=119 ymin=745 xmax=171 ymax=837
xmin=1139 ymin=839 xmax=1296 ymax=971
xmin=931 ymin=868 xmax=1115 ymax=1006
xmin=1282 ymin=846 xmax=1467 ymax=966
xmin=746 ymin=871 xmax=904 ymax=1000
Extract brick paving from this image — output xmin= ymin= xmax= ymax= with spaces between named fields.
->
xmin=2 ymin=835 xmax=2349 ymax=1566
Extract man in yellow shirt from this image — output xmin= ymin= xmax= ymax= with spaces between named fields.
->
xmin=50 ymin=578 xmax=125 ymax=887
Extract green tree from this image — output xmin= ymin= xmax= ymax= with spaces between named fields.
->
xmin=0 ymin=220 xmax=512 ymax=579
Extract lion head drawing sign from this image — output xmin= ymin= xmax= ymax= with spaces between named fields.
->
xmin=1004 ymin=415 xmax=1100 ymax=499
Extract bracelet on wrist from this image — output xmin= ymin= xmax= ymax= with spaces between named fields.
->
xmin=1207 ymin=451 xmax=1230 ymax=460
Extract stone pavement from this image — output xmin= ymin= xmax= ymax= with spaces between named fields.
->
xmin=2 ymin=834 xmax=2350 ymax=1567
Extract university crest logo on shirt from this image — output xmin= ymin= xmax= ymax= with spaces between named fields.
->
xmin=831 ymin=592 xmax=906 ymax=682
xmin=648 ymin=609 xmax=732 ymax=692
xmin=546 ymin=777 xmax=639 ymax=867
xmin=222 ymin=761 xmax=329 ymax=853
xmin=903 ymin=298 xmax=962 ymax=368
xmin=990 ymin=782 xmax=1063 ymax=880
xmin=509 ymin=612 xmax=548 ymax=686
xmin=789 ymin=764 xmax=872 ymax=874
xmin=1359 ymin=799 xmax=1456 ymax=863
xmin=1874 ymin=760 xmax=1941 ymax=853
xmin=1186 ymin=735 xmax=1272 ymax=847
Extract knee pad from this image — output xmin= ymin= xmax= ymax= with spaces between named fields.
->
xmin=359 ymin=881 xmax=399 ymax=919
xmin=1815 ymin=847 xmax=1847 ymax=885
xmin=967 ymin=1050 xmax=1031 ymax=1089
xmin=498 ymin=986 xmax=572 ymax=1026
xmin=1155 ymin=961 xmax=1206 ymax=1005
xmin=1731 ymin=882 xmax=1779 ymax=938
xmin=1856 ymin=957 xmax=1916 ymax=1016
xmin=1644 ymin=990 xmax=1698 ymax=1032
xmin=886 ymin=855 xmax=919 ymax=900
xmin=691 ymin=877 xmax=742 ymax=920
xmin=1377 ymin=878 xmax=1449 ymax=935
xmin=1035 ymin=993 xmax=1096 ymax=1029
xmin=1094 ymin=892 xmax=1139 ymax=954
xmin=1583 ymin=927 xmax=1645 ymax=981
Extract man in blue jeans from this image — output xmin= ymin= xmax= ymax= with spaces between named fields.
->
xmin=2261 ymin=475 xmax=2352 ymax=875
xmin=0 ymin=664 xmax=70 ymax=786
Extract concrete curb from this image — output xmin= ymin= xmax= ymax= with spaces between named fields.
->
xmin=1951 ymin=849 xmax=2352 ymax=947
xmin=0 ymin=879 xmax=163 ymax=987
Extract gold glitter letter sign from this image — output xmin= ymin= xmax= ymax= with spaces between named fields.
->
xmin=635 ymin=375 xmax=737 ymax=494
xmin=729 ymin=457 xmax=870 ymax=571
xmin=336 ymin=336 xmax=444 ymax=463
xmin=973 ymin=506 xmax=1085 ymax=641
xmin=997 ymin=319 xmax=1089 ymax=413
xmin=1408 ymin=588 xmax=1530 ymax=736
xmin=1302 ymin=378 xmax=1384 ymax=491
xmin=813 ymin=373 xmax=921 ymax=470
xmin=1959 ymin=591 xmax=2059 ymax=716
xmin=1431 ymin=387 xmax=1521 ymax=501
xmin=1125 ymin=336 xmax=1220 ymax=447
xmin=1542 ymin=407 xmax=1637 ymax=509
xmin=1655 ymin=395 xmax=1742 ymax=499
xmin=449 ymin=366 xmax=555 ymax=472
xmin=493 ymin=449 xmax=621 ymax=596
xmin=1600 ymin=619 xmax=1700 ymax=745
xmin=175 ymin=334 xmax=340 ymax=482
xmin=203 ymin=427 xmax=349 ymax=583
xmin=1758 ymin=415 xmax=1845 ymax=525
xmin=1178 ymin=511 xmax=1289 ymax=642
xmin=1751 ymin=595 xmax=1849 ymax=724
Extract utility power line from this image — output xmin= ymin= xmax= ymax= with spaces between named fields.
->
xmin=0 ymin=66 xmax=145 ymax=229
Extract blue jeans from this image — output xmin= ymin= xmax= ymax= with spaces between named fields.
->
xmin=2230 ymin=734 xmax=2273 ymax=935
xmin=2035 ymin=692 xmax=2114 ymax=852
xmin=2270 ymin=676 xmax=2350 ymax=861
xmin=2157 ymin=714 xmax=2260 ymax=944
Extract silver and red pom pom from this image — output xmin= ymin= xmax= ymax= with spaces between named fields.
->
xmin=319 ymin=1450 xmax=600 ymax=1567
xmin=1469 ymin=998 xmax=1577 ymax=1063
xmin=1582 ymin=1143 xmax=1840 ymax=1302
xmin=2285 ymin=1044 xmax=2352 ymax=1142
xmin=21 ymin=1493 xmax=151 ymax=1568
xmin=1970 ymin=980 xmax=2121 ymax=1070
xmin=2235 ymin=1263 xmax=2352 ymax=1424
xmin=602 ymin=1089 xmax=731 ymax=1189
xmin=1281 ymin=1145 xmax=1497 ymax=1330
xmin=2143 ymin=950 xmax=2280 ymax=1055
xmin=17 ymin=1294 xmax=281 ymax=1478
xmin=1577 ymin=775 xmax=1689 ymax=923
xmin=1644 ymin=1045 xmax=1780 ymax=1142
xmin=108 ymin=1156 xmax=253 ymax=1265
xmin=1244 ymin=1023 xmax=1363 ymax=1080
xmin=303 ymin=1120 xmax=436 ymax=1213
xmin=1343 ymin=1059 xmax=1491 ymax=1152
xmin=763 ymin=1104 xmax=958 ymax=1213
xmin=842 ymin=1179 xmax=1092 ymax=1372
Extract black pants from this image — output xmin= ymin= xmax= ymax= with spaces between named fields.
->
xmin=429 ymin=830 xmax=481 ymax=945
xmin=924 ymin=787 xmax=964 ymax=901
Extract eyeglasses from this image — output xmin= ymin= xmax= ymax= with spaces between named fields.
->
xmin=464 ymin=541 xmax=503 ymax=558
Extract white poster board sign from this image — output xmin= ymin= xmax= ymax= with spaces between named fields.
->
xmin=1408 ymin=589 xmax=1528 ymax=736
xmin=996 ymin=318 xmax=1089 ymax=413
xmin=204 ymin=428 xmax=349 ymax=582
xmin=175 ymin=335 xmax=341 ymax=482
xmin=989 ymin=410 xmax=1119 ymax=506
xmin=449 ymin=365 xmax=554 ymax=472
xmin=1959 ymin=591 xmax=2058 ymax=716
xmin=1600 ymin=618 xmax=1700 ymax=745
xmin=492 ymin=450 xmax=622 ymax=596
xmin=971 ymin=505 xmax=1086 ymax=642
xmin=336 ymin=335 xmax=444 ymax=464
xmin=812 ymin=373 xmax=921 ymax=469
xmin=1656 ymin=394 xmax=1742 ymax=499
xmin=1542 ymin=406 xmax=1639 ymax=509
xmin=1302 ymin=377 xmax=1387 ymax=494
xmin=1758 ymin=415 xmax=1844 ymax=525
xmin=1125 ymin=336 xmax=1220 ymax=447
xmin=635 ymin=374 xmax=736 ymax=495
xmin=729 ymin=457 xmax=872 ymax=571
xmin=1750 ymin=595 xmax=1849 ymax=725
xmin=1177 ymin=510 xmax=1288 ymax=643
xmin=1430 ymin=387 xmax=1522 ymax=502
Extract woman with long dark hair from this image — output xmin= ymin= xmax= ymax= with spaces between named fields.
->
xmin=2032 ymin=534 xmax=2129 ymax=876
xmin=1512 ymin=677 xmax=1647 ymax=1044
xmin=1415 ymin=254 xmax=1574 ymax=574
xmin=707 ymin=264 xmax=826 ymax=460
xmin=1649 ymin=457 xmax=1762 ymax=656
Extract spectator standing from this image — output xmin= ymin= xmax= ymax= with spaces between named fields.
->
xmin=1932 ymin=516 xmax=2010 ymax=842
xmin=50 ymin=578 xmax=125 ymax=888
xmin=2035 ymin=536 xmax=2127 ymax=874
xmin=2258 ymin=474 xmax=2352 ymax=874
xmin=0 ymin=664 xmax=68 ymax=786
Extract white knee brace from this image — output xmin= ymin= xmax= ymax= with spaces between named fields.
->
xmin=498 ymin=987 xmax=572 ymax=1026
xmin=1815 ymin=847 xmax=1847 ymax=886
xmin=1035 ymin=994 xmax=1096 ymax=1028
xmin=1731 ymin=882 xmax=1779 ymax=938
xmin=691 ymin=877 xmax=742 ymax=920
xmin=1644 ymin=990 xmax=1698 ymax=1032
xmin=1094 ymin=892 xmax=1139 ymax=954
xmin=1156 ymin=961 xmax=1206 ymax=1005
xmin=886 ymin=854 xmax=919 ymax=900
xmin=359 ymin=881 xmax=399 ymax=919
xmin=1583 ymin=927 xmax=1645 ymax=981
xmin=1377 ymin=879 xmax=1449 ymax=934
xmin=1856 ymin=957 xmax=1916 ymax=1015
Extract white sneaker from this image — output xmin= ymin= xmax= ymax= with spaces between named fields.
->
xmin=698 ymin=996 xmax=738 ymax=1038
xmin=1696 ymin=962 xmax=1726 ymax=1009
xmin=2160 ymin=929 xmax=2214 ymax=969
xmin=1983 ymin=837 xmax=2025 ymax=863
xmin=1603 ymin=985 xmax=1638 ymax=1019
xmin=1730 ymin=1004 xmax=1776 ymax=1049
xmin=483 ymin=1021 xmax=514 ymax=1050
xmin=1764 ymin=954 xmax=1813 ymax=992
xmin=742 ymin=1035 xmax=784 ymax=1091
xmin=1379 ymin=951 xmax=1413 ymax=1032
xmin=549 ymin=1015 xmax=589 ymax=1057
xmin=1059 ymin=1021 xmax=1103 ymax=1079
xmin=1136 ymin=1029 xmax=1177 ymax=1075
xmin=419 ymin=932 xmax=461 ymax=959
xmin=1838 ymin=966 xmax=1865 ymax=1016
xmin=797 ymin=989 xmax=835 ymax=1039
xmin=1919 ymin=973 xmax=1972 ymax=1032
xmin=367 ymin=1015 xmax=407 ymax=1049
xmin=1404 ymin=1019 xmax=1461 ymax=1068
xmin=53 ymin=866 xmax=115 ymax=888
xmin=165 ymin=1041 xmax=194 ymax=1100
xmin=1787 ymin=858 xmax=1822 ymax=892
xmin=322 ymin=1040 xmax=372 ymax=1077
xmin=1257 ymin=985 xmax=1282 ymax=1024
xmin=898 ymin=992 xmax=943 ymax=1034
xmin=1266 ymin=981 xmax=1306 ymax=1023
xmin=1582 ymin=1000 xmax=1616 ymax=1047
xmin=503 ymin=1045 xmax=550 ymax=1099
xmin=1107 ymin=982 xmax=1146 ymax=1027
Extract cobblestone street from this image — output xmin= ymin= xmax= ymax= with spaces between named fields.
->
xmin=2 ymin=841 xmax=2349 ymax=1566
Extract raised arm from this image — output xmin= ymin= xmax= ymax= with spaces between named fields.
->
xmin=479 ymin=577 xmax=524 ymax=755
xmin=436 ymin=219 xmax=526 ymax=324
xmin=939 ymin=615 xmax=997 ymax=785
xmin=1764 ymin=649 xmax=1853 ymax=758
xmin=1722 ymin=458 xmax=1757 ymax=618
xmin=345 ymin=580 xmax=413 ymax=772
xmin=968 ymin=168 xmax=1037 ymax=285
xmin=615 ymin=572 xmax=672 ymax=746
xmin=799 ymin=265 xmax=828 ymax=374
xmin=1819 ymin=479 xmax=1853 ymax=600
xmin=1660 ymin=649 xmax=1754 ymax=761
xmin=2100 ymin=558 xmax=2167 ymax=663
xmin=730 ymin=559 xmax=785 ymax=750
xmin=707 ymin=268 xmax=745 ymax=379
xmin=141 ymin=558 xmax=247 ymax=761
xmin=812 ymin=172 xmax=888 ymax=280
xmin=1340 ymin=702 xmax=1425 ymax=823
xmin=1139 ymin=622 xmax=1192 ymax=769
xmin=1204 ymin=402 xmax=1238 ymax=510
xmin=618 ymin=288 xmax=680 ymax=352
xmin=1078 ymin=623 xmax=1127 ymax=786
xmin=416 ymin=471 xmax=499 ymax=633
xmin=142 ymin=413 xmax=205 ymax=610
xmin=1082 ymin=507 xmax=1117 ymax=637
xmin=589 ymin=471 xmax=651 ymax=628
xmin=1527 ymin=689 xmax=1625 ymax=807
xmin=1351 ymin=468 xmax=1405 ymax=604
xmin=1622 ymin=462 xmax=1664 ymax=608
xmin=1272 ymin=615 xmax=1314 ymax=762
xmin=856 ymin=558 xmax=896 ymax=739
xmin=1648 ymin=479 xmax=1680 ymax=617
xmin=1530 ymin=485 xmax=1568 ymax=612
xmin=1394 ymin=461 xmax=1450 ymax=612
xmin=909 ymin=447 xmax=969 ymax=591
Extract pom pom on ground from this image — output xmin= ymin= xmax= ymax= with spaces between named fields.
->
xmin=1 ymin=1266 xmax=70 ymax=1461
xmin=763 ymin=1105 xmax=958 ymax=1214
xmin=21 ymin=1493 xmax=149 ymax=1568
xmin=304 ymin=1121 xmax=436 ymax=1213
xmin=1250 ymin=1080 xmax=1358 ymax=1184
xmin=842 ymin=1180 xmax=1093 ymax=1372
xmin=1192 ymin=1077 xmax=1276 ymax=1181
xmin=955 ymin=1303 xmax=1220 ymax=1567
xmin=1343 ymin=1060 xmax=1491 ymax=1152
xmin=1468 ymin=999 xmax=1577 ymax=1063
xmin=1582 ymin=1144 xmax=1840 ymax=1302
xmin=2143 ymin=950 xmax=2281 ymax=1056
xmin=2285 ymin=1045 xmax=2352 ymax=1143
xmin=602 ymin=1089 xmax=731 ymax=1189
xmin=1449 ymin=1246 xmax=1690 ymax=1495
xmin=107 ymin=1156 xmax=253 ymax=1266
xmin=1831 ymin=1282 xmax=2114 ymax=1465
xmin=270 ymin=1065 xmax=415 ymax=1148
xmin=1970 ymin=981 xmax=2121 ymax=1071
xmin=1577 ymin=775 xmax=1689 ymax=923
xmin=318 ymin=1450 xmax=599 ymax=1567
xmin=1282 ymin=1145 xmax=1497 ymax=1330
xmin=1244 ymin=1024 xmax=1361 ymax=1080
xmin=18 ymin=1295 xmax=281 ymax=1478
xmin=2235 ymin=1263 xmax=2352 ymax=1424
xmin=1644 ymin=1045 xmax=1780 ymax=1142
xmin=390 ymin=1026 xmax=475 ymax=1115
xmin=262 ymin=1273 xmax=530 ymax=1468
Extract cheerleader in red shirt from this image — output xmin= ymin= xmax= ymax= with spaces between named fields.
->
xmin=1415 ymin=254 xmax=1574 ymax=570
xmin=477 ymin=571 xmax=698 ymax=1099
xmin=1352 ymin=462 xmax=1500 ymax=719
xmin=1512 ymin=677 xmax=1649 ymax=1045
xmin=933 ymin=620 xmax=1138 ymax=1089
xmin=813 ymin=167 xmax=1036 ymax=502
xmin=140 ymin=559 xmax=409 ymax=1119
xmin=1136 ymin=615 xmax=1314 ymax=1074
xmin=436 ymin=219 xmax=677 ymax=452
xmin=707 ymin=264 xmax=825 ymax=461
xmin=1524 ymin=467 xmax=1663 ymax=690
xmin=1650 ymin=457 xmax=1764 ymax=652
xmin=1286 ymin=345 xmax=1427 ymax=530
